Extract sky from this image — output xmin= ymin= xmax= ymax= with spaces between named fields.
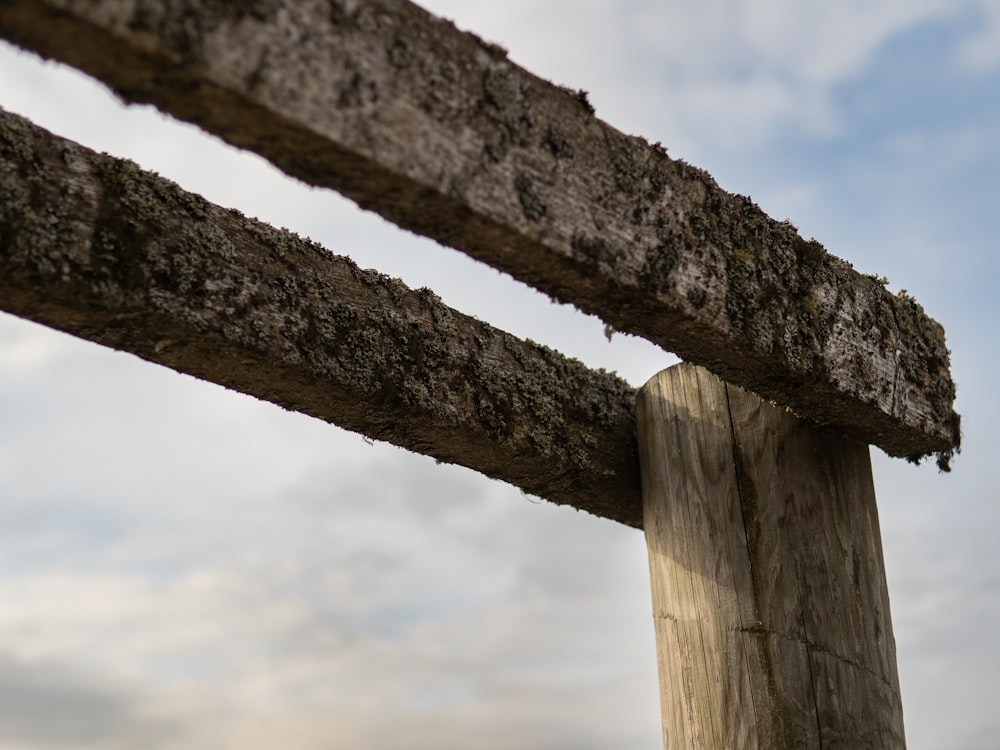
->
xmin=1 ymin=1 xmax=998 ymax=748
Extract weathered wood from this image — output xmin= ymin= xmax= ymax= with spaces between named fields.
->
xmin=638 ymin=363 xmax=905 ymax=748
xmin=0 ymin=0 xmax=959 ymax=465
xmin=0 ymin=107 xmax=644 ymax=527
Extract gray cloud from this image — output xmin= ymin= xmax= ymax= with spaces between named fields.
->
xmin=0 ymin=654 xmax=165 ymax=748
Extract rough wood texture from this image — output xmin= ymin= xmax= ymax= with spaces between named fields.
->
xmin=638 ymin=363 xmax=905 ymax=749
xmin=0 ymin=0 xmax=959 ymax=465
xmin=0 ymin=108 xmax=644 ymax=527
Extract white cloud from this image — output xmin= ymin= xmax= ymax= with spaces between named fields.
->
xmin=624 ymin=0 xmax=966 ymax=149
xmin=957 ymin=1 xmax=1000 ymax=71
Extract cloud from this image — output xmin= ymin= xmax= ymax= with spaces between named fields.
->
xmin=0 ymin=403 xmax=660 ymax=749
xmin=0 ymin=653 xmax=165 ymax=749
xmin=956 ymin=1 xmax=1000 ymax=71
xmin=627 ymin=0 xmax=968 ymax=147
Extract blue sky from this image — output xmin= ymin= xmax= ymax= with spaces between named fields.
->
xmin=1 ymin=1 xmax=998 ymax=748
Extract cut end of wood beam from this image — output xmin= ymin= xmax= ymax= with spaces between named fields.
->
xmin=0 ymin=0 xmax=960 ymax=466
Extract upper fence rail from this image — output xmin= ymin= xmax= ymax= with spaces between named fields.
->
xmin=0 ymin=0 xmax=959 ymax=466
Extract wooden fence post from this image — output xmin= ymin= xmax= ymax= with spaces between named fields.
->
xmin=637 ymin=363 xmax=905 ymax=749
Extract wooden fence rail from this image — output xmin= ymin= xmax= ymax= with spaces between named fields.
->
xmin=0 ymin=0 xmax=959 ymax=465
xmin=0 ymin=108 xmax=643 ymax=527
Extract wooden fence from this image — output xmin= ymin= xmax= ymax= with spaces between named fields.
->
xmin=0 ymin=1 xmax=961 ymax=747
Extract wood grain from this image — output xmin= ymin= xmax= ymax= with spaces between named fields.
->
xmin=0 ymin=0 xmax=959 ymax=462
xmin=638 ymin=363 xmax=905 ymax=748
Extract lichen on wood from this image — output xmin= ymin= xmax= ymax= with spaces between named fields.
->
xmin=0 ymin=107 xmax=644 ymax=528
xmin=0 ymin=0 xmax=960 ymax=465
